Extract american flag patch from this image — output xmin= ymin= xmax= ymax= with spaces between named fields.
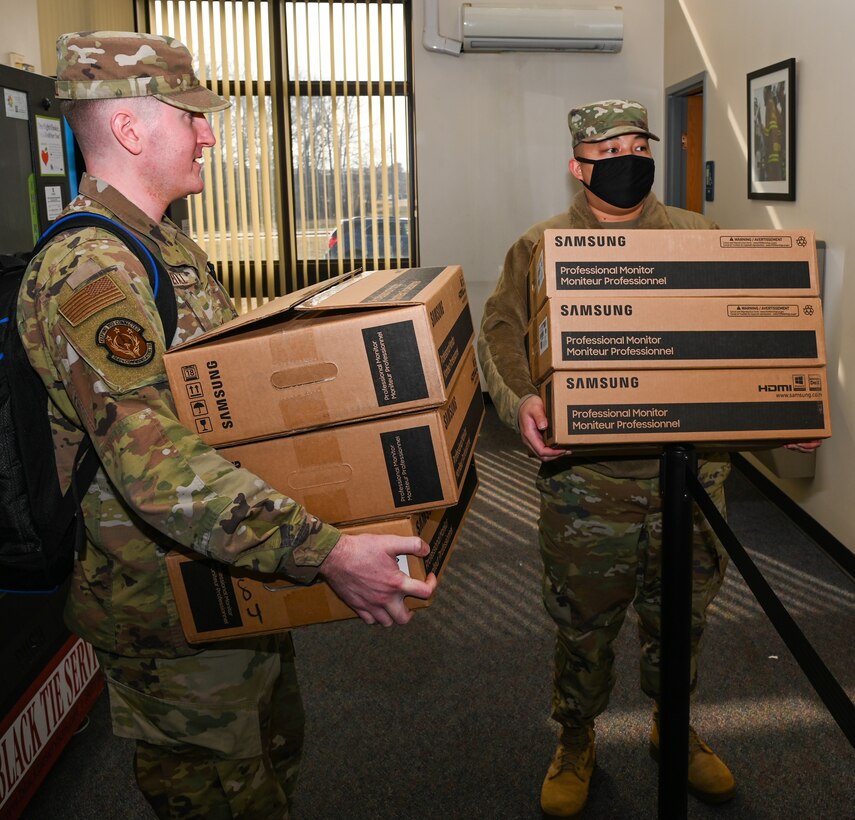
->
xmin=59 ymin=274 xmax=126 ymax=326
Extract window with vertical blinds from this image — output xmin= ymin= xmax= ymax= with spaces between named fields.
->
xmin=146 ymin=0 xmax=415 ymax=310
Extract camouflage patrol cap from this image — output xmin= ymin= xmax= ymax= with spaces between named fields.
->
xmin=568 ymin=99 xmax=660 ymax=147
xmin=55 ymin=31 xmax=229 ymax=113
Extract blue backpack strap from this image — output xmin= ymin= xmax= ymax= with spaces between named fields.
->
xmin=35 ymin=212 xmax=178 ymax=344
xmin=33 ymin=213 xmax=179 ymax=563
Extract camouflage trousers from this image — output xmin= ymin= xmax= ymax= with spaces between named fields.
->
xmin=96 ymin=633 xmax=303 ymax=819
xmin=537 ymin=459 xmax=730 ymax=729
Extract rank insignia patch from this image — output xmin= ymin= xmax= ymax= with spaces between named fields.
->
xmin=97 ymin=318 xmax=155 ymax=367
xmin=168 ymin=269 xmax=194 ymax=287
xmin=59 ymin=273 xmax=125 ymax=326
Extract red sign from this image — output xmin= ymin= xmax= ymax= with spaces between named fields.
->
xmin=0 ymin=637 xmax=102 ymax=817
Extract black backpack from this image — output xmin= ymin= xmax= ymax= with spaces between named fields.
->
xmin=0 ymin=213 xmax=177 ymax=593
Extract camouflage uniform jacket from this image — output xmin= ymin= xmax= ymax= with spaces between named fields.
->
xmin=478 ymin=190 xmax=725 ymax=479
xmin=17 ymin=173 xmax=341 ymax=657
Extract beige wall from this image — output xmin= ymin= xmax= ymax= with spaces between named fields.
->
xmin=412 ymin=0 xmax=665 ymax=340
xmin=0 ymin=0 xmax=42 ymax=71
xmin=665 ymin=0 xmax=853 ymax=551
xmin=36 ymin=0 xmax=135 ymax=75
xmin=0 ymin=0 xmax=135 ymax=76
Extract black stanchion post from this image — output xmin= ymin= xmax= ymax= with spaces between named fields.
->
xmin=658 ymin=444 xmax=697 ymax=820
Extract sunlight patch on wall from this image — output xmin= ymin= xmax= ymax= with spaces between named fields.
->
xmin=679 ymin=1 xmax=788 ymax=230
xmin=678 ymin=0 xmax=717 ymax=87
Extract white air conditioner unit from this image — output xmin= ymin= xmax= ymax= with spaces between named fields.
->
xmin=460 ymin=5 xmax=623 ymax=53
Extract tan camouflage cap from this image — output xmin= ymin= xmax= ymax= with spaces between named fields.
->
xmin=55 ymin=31 xmax=229 ymax=113
xmin=568 ymin=99 xmax=660 ymax=147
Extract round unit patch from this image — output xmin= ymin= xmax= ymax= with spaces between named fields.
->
xmin=97 ymin=318 xmax=156 ymax=367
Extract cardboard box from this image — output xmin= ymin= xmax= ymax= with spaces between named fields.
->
xmin=219 ymin=344 xmax=484 ymax=524
xmin=165 ymin=266 xmax=474 ymax=446
xmin=540 ymin=367 xmax=831 ymax=450
xmin=529 ymin=229 xmax=820 ymax=312
xmin=530 ymin=296 xmax=826 ymax=380
xmin=165 ymin=462 xmax=479 ymax=641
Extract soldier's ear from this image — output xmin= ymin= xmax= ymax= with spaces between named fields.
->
xmin=569 ymin=157 xmax=584 ymax=182
xmin=110 ymin=109 xmax=144 ymax=156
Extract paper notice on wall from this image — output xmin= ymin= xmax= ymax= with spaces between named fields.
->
xmin=45 ymin=185 xmax=63 ymax=221
xmin=4 ymin=87 xmax=28 ymax=119
xmin=36 ymin=115 xmax=66 ymax=176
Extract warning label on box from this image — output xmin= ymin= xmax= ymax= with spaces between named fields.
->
xmin=719 ymin=235 xmax=795 ymax=248
xmin=726 ymin=304 xmax=801 ymax=317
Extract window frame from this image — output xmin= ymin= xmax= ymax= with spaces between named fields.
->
xmin=142 ymin=0 xmax=418 ymax=303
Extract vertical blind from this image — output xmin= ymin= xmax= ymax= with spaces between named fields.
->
xmin=147 ymin=0 xmax=414 ymax=310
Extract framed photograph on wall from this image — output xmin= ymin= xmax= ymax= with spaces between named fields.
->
xmin=747 ymin=58 xmax=796 ymax=200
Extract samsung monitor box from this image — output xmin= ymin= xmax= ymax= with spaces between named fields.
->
xmin=165 ymin=462 xmax=479 ymax=641
xmin=530 ymin=295 xmax=826 ymax=381
xmin=218 ymin=344 xmax=484 ymax=524
xmin=529 ymin=229 xmax=820 ymax=313
xmin=164 ymin=265 xmax=474 ymax=446
xmin=540 ymin=367 xmax=831 ymax=450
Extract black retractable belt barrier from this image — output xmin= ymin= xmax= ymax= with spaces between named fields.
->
xmin=656 ymin=448 xmax=855 ymax=820
xmin=687 ymin=472 xmax=855 ymax=750
xmin=657 ymin=445 xmax=696 ymax=820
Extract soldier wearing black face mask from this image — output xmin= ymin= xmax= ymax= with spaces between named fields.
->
xmin=477 ymin=99 xmax=736 ymax=818
xmin=573 ymin=149 xmax=657 ymax=210
xmin=568 ymin=99 xmax=661 ymax=215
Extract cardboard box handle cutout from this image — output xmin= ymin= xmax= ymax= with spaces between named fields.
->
xmin=287 ymin=463 xmax=353 ymax=490
xmin=270 ymin=362 xmax=338 ymax=389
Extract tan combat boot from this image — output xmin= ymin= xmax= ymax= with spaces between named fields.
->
xmin=540 ymin=724 xmax=596 ymax=818
xmin=649 ymin=707 xmax=736 ymax=804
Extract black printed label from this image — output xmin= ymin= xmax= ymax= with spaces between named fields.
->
xmin=380 ymin=426 xmax=443 ymax=507
xmin=566 ymin=401 xmax=826 ymax=435
xmin=450 ymin=387 xmax=484 ymax=482
xmin=424 ymin=463 xmax=478 ymax=576
xmin=544 ymin=381 xmax=554 ymax=442
xmin=362 ymin=320 xmax=428 ymax=405
xmin=437 ymin=307 xmax=475 ymax=386
xmin=552 ymin=261 xmax=812 ymax=291
xmin=179 ymin=560 xmax=242 ymax=633
xmin=560 ymin=330 xmax=818 ymax=362
xmin=360 ymin=267 xmax=446 ymax=303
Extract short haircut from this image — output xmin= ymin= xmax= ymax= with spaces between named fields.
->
xmin=60 ymin=97 xmax=162 ymax=154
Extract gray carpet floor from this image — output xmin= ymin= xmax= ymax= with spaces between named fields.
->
xmin=19 ymin=404 xmax=854 ymax=819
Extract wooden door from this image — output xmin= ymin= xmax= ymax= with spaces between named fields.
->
xmin=685 ymin=94 xmax=704 ymax=213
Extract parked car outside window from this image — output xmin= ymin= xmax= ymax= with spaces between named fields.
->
xmin=325 ymin=216 xmax=410 ymax=261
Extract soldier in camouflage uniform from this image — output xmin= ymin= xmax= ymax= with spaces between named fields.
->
xmin=481 ymin=99 xmax=821 ymax=817
xmin=478 ymin=100 xmax=736 ymax=817
xmin=18 ymin=31 xmax=437 ymax=819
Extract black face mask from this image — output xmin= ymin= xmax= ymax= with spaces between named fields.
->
xmin=576 ymin=154 xmax=655 ymax=209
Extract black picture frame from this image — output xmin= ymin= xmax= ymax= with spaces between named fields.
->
xmin=747 ymin=58 xmax=796 ymax=200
